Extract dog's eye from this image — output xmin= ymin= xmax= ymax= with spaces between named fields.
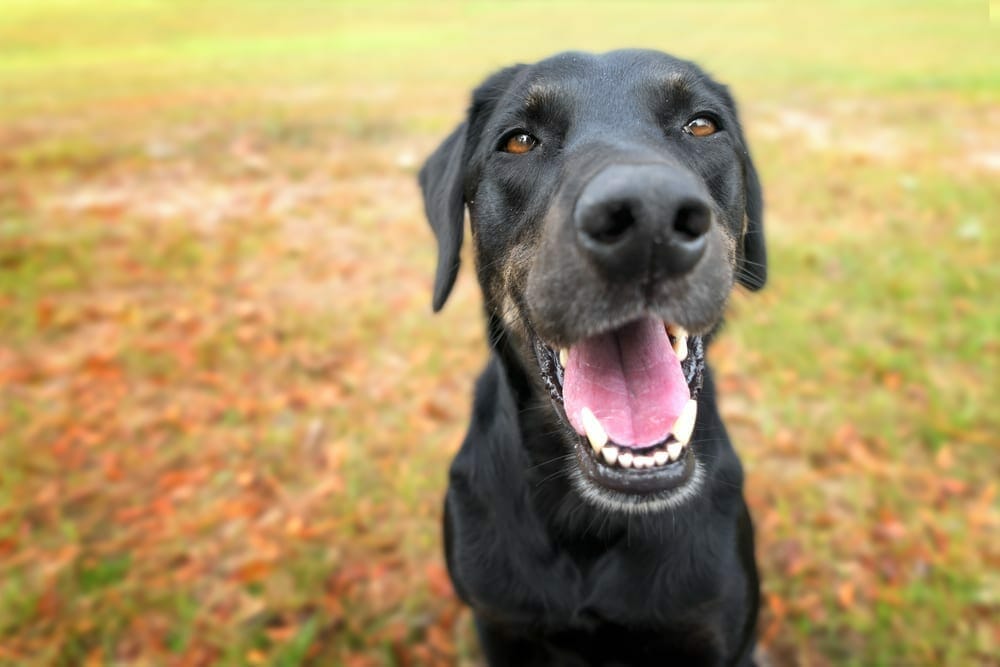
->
xmin=683 ymin=117 xmax=718 ymax=137
xmin=502 ymin=132 xmax=538 ymax=154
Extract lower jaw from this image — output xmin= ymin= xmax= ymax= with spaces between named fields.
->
xmin=542 ymin=381 xmax=700 ymax=501
xmin=572 ymin=435 xmax=696 ymax=495
xmin=568 ymin=437 xmax=706 ymax=515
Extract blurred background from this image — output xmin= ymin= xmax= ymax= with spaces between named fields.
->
xmin=0 ymin=1 xmax=997 ymax=665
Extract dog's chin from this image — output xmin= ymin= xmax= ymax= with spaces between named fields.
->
xmin=531 ymin=318 xmax=709 ymax=515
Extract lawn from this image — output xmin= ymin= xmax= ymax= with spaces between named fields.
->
xmin=0 ymin=1 xmax=997 ymax=665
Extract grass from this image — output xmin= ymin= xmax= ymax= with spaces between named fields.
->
xmin=0 ymin=1 xmax=997 ymax=665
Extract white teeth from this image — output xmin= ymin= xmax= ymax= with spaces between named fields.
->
xmin=602 ymin=445 xmax=619 ymax=465
xmin=674 ymin=336 xmax=688 ymax=361
xmin=595 ymin=444 xmax=684 ymax=468
xmin=585 ymin=399 xmax=697 ymax=469
xmin=667 ymin=442 xmax=684 ymax=461
xmin=580 ymin=407 xmax=608 ymax=453
xmin=667 ymin=323 xmax=689 ymax=361
xmin=596 ymin=444 xmax=682 ymax=468
xmin=634 ymin=455 xmax=654 ymax=469
xmin=672 ymin=399 xmax=698 ymax=446
xmin=559 ymin=348 xmax=569 ymax=367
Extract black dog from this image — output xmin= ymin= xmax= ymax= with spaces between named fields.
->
xmin=419 ymin=50 xmax=767 ymax=666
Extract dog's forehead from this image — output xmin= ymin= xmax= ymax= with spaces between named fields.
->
xmin=517 ymin=50 xmax=716 ymax=110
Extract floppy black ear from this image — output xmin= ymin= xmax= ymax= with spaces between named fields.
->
xmin=419 ymin=64 xmax=526 ymax=311
xmin=738 ymin=150 xmax=767 ymax=290
xmin=419 ymin=123 xmax=467 ymax=312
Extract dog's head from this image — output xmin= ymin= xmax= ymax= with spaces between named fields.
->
xmin=420 ymin=50 xmax=766 ymax=513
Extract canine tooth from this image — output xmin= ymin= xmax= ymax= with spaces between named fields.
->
xmin=602 ymin=445 xmax=619 ymax=465
xmin=667 ymin=442 xmax=684 ymax=461
xmin=667 ymin=323 xmax=688 ymax=338
xmin=674 ymin=336 xmax=688 ymax=361
xmin=618 ymin=451 xmax=633 ymax=468
xmin=672 ymin=399 xmax=698 ymax=446
xmin=580 ymin=407 xmax=607 ymax=453
xmin=559 ymin=348 xmax=569 ymax=367
xmin=667 ymin=324 xmax=689 ymax=361
xmin=653 ymin=450 xmax=669 ymax=466
xmin=634 ymin=455 xmax=654 ymax=469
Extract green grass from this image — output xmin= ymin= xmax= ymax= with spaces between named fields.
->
xmin=0 ymin=1 xmax=997 ymax=665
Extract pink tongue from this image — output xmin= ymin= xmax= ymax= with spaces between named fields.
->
xmin=563 ymin=318 xmax=689 ymax=448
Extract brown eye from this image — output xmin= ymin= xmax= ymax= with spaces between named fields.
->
xmin=503 ymin=132 xmax=538 ymax=154
xmin=684 ymin=117 xmax=718 ymax=137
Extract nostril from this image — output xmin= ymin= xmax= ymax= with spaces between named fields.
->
xmin=594 ymin=203 xmax=635 ymax=243
xmin=579 ymin=200 xmax=638 ymax=245
xmin=673 ymin=202 xmax=711 ymax=241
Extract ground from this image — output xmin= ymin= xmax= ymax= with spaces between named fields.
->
xmin=0 ymin=1 xmax=997 ymax=665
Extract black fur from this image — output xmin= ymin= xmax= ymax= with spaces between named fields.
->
xmin=420 ymin=50 xmax=767 ymax=666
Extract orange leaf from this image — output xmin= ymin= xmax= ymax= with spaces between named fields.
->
xmin=426 ymin=623 xmax=454 ymax=657
xmin=234 ymin=560 xmax=273 ymax=583
xmin=36 ymin=299 xmax=54 ymax=330
xmin=425 ymin=562 xmax=453 ymax=598
xmin=935 ymin=445 xmax=953 ymax=470
xmin=837 ymin=581 xmax=855 ymax=609
xmin=766 ymin=593 xmax=786 ymax=618
xmin=245 ymin=650 xmax=267 ymax=665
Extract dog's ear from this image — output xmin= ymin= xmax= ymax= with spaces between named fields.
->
xmin=419 ymin=64 xmax=525 ymax=311
xmin=419 ymin=123 xmax=467 ymax=312
xmin=709 ymin=81 xmax=767 ymax=291
xmin=738 ymin=151 xmax=767 ymax=290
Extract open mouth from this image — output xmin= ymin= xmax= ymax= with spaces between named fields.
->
xmin=533 ymin=316 xmax=705 ymax=497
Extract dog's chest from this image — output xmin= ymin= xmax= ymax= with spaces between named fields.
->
xmin=455 ymin=520 xmax=719 ymax=630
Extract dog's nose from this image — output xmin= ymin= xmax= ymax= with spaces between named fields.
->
xmin=574 ymin=164 xmax=711 ymax=280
